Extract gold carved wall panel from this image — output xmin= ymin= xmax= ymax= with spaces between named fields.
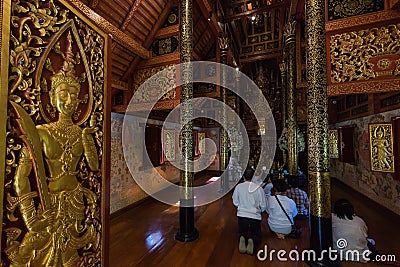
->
xmin=132 ymin=65 xmax=177 ymax=103
xmin=1 ymin=0 xmax=109 ymax=265
xmin=369 ymin=123 xmax=395 ymax=172
xmin=329 ymin=23 xmax=400 ymax=83
xmin=328 ymin=129 xmax=339 ymax=158
xmin=163 ymin=129 xmax=176 ymax=162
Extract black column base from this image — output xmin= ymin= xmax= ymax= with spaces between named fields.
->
xmin=175 ymin=201 xmax=199 ymax=242
xmin=175 ymin=228 xmax=199 ymax=242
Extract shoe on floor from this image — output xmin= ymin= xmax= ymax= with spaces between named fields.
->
xmin=239 ymin=236 xmax=246 ymax=253
xmin=246 ymin=238 xmax=254 ymax=255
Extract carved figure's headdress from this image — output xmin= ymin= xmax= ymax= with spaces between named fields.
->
xmin=50 ymin=32 xmax=80 ymax=92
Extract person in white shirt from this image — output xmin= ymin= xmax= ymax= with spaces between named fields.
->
xmin=232 ymin=168 xmax=267 ymax=255
xmin=261 ymin=174 xmax=274 ymax=198
xmin=266 ymin=179 xmax=297 ymax=239
xmin=332 ymin=198 xmax=379 ymax=262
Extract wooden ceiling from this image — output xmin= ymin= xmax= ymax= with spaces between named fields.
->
xmin=77 ymin=0 xmax=220 ymax=90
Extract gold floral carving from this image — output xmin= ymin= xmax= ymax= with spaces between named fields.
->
xmin=328 ymin=129 xmax=339 ymax=158
xmin=328 ymin=0 xmax=384 ymax=20
xmin=326 ymin=10 xmax=400 ymax=32
xmin=328 ymin=78 xmax=400 ymax=95
xmin=163 ymin=129 xmax=176 ymax=162
xmin=4 ymin=0 xmax=107 ymax=265
xmin=329 ymin=23 xmax=400 ymax=84
xmin=369 ymin=123 xmax=395 ymax=172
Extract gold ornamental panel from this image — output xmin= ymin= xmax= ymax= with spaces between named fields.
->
xmin=328 ymin=129 xmax=339 ymax=158
xmin=163 ymin=129 xmax=176 ymax=162
xmin=329 ymin=23 xmax=400 ymax=84
xmin=369 ymin=123 xmax=395 ymax=172
xmin=2 ymin=0 xmax=109 ymax=265
xmin=132 ymin=65 xmax=177 ymax=103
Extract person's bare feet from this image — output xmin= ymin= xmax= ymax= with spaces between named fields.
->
xmin=276 ymin=233 xmax=285 ymax=239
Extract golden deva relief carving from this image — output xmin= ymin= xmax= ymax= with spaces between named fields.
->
xmin=328 ymin=129 xmax=339 ymax=158
xmin=4 ymin=0 xmax=106 ymax=265
xmin=369 ymin=123 xmax=395 ymax=172
xmin=329 ymin=23 xmax=400 ymax=84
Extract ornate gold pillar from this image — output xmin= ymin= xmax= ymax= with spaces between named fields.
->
xmin=235 ymin=70 xmax=241 ymax=162
xmin=218 ymin=36 xmax=230 ymax=192
xmin=284 ymin=21 xmax=298 ymax=175
xmin=175 ymin=0 xmax=198 ymax=242
xmin=306 ymin=0 xmax=333 ymax=261
xmin=279 ymin=62 xmax=287 ymax=132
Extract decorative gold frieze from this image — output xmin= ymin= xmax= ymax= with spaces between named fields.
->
xmin=327 ymin=0 xmax=384 ymax=21
xmin=328 ymin=78 xmax=400 ymax=95
xmin=326 ymin=10 xmax=400 ymax=32
xmin=330 ymin=23 xmax=400 ymax=84
xmin=328 ymin=129 xmax=339 ymax=158
xmin=163 ymin=129 xmax=176 ymax=162
xmin=369 ymin=123 xmax=395 ymax=172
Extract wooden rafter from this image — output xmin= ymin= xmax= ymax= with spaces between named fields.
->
xmin=122 ymin=0 xmax=173 ymax=80
xmin=121 ymin=0 xmax=143 ymax=31
xmin=88 ymin=0 xmax=99 ymax=9
xmin=65 ymin=0 xmax=150 ymax=59
xmin=195 ymin=0 xmax=221 ymax=38
xmin=224 ymin=1 xmax=290 ymax=22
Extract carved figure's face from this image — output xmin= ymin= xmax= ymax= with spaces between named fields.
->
xmin=53 ymin=83 xmax=80 ymax=116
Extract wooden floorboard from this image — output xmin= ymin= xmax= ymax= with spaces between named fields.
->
xmin=110 ymin=173 xmax=400 ymax=266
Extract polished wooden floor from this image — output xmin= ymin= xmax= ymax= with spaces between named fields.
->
xmin=110 ymin=172 xmax=400 ymax=267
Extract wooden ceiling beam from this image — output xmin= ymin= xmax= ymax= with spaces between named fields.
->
xmin=65 ymin=0 xmax=150 ymax=59
xmin=195 ymin=0 xmax=221 ymax=38
xmin=224 ymin=1 xmax=290 ymax=22
xmin=122 ymin=0 xmax=174 ymax=80
xmin=121 ymin=0 xmax=143 ymax=31
xmin=88 ymin=0 xmax=99 ymax=9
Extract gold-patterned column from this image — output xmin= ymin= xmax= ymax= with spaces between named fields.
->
xmin=175 ymin=0 xmax=198 ymax=242
xmin=306 ymin=0 xmax=333 ymax=258
xmin=284 ymin=21 xmax=298 ymax=176
xmin=279 ymin=62 xmax=287 ymax=131
xmin=235 ymin=70 xmax=241 ymax=162
xmin=218 ymin=36 xmax=229 ymax=192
